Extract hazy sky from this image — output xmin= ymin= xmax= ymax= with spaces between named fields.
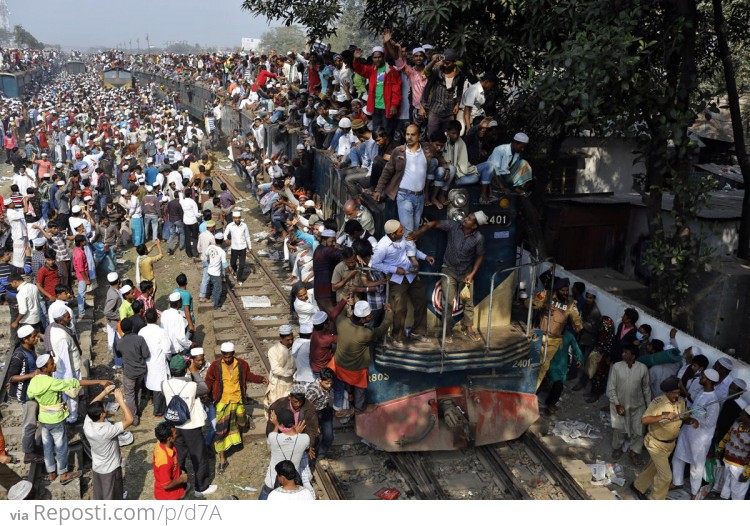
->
xmin=6 ymin=0 xmax=277 ymax=49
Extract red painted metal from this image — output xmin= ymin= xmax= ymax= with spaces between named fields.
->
xmin=355 ymin=389 xmax=539 ymax=452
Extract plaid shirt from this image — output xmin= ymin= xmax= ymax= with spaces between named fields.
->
xmin=305 ymin=380 xmax=333 ymax=411
xmin=361 ymin=268 xmax=386 ymax=311
xmin=50 ymin=232 xmax=70 ymax=262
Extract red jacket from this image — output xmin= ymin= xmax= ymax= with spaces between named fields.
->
xmin=352 ymin=58 xmax=402 ymax=115
xmin=205 ymin=357 xmax=265 ymax=404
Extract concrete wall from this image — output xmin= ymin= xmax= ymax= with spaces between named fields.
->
xmin=561 ymin=137 xmax=643 ymax=194
xmin=517 ymin=254 xmax=750 ymax=406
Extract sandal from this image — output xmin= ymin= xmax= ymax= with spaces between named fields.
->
xmin=462 ymin=328 xmax=482 ymax=342
xmin=60 ymin=471 xmax=82 ymax=485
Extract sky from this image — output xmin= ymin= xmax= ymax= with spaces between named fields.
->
xmin=6 ymin=0 xmax=278 ymax=50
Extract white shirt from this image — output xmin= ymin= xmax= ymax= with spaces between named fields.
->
xmin=128 ymin=196 xmax=142 ymax=218
xmin=205 ymin=245 xmax=228 ymax=276
xmin=400 ymin=146 xmax=428 ymax=192
xmin=224 ymin=221 xmax=252 ymax=250
xmin=294 ymin=293 xmax=319 ymax=326
xmin=460 ymin=81 xmax=486 ymax=120
xmin=17 ymin=282 xmax=42 ymax=324
xmin=140 ymin=323 xmax=173 ymax=391
xmin=167 ymin=170 xmax=184 ymax=190
xmin=162 ymin=377 xmax=206 ymax=430
xmin=290 ymin=337 xmax=314 ymax=384
xmin=7 ymin=207 xmax=27 ymax=241
xmin=336 ymin=131 xmax=359 ymax=158
xmin=180 ymin=196 xmax=201 ymax=225
xmin=160 ymin=308 xmax=191 ymax=353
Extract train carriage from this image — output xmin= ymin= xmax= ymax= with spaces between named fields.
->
xmin=101 ymin=66 xmax=133 ymax=89
xmin=134 ymin=69 xmax=547 ymax=451
xmin=65 ymin=60 xmax=86 ymax=75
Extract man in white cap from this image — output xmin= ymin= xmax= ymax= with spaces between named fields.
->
xmin=103 ymin=272 xmax=123 ymax=369
xmin=483 ymin=131 xmax=531 ymax=203
xmin=205 ymin=231 xmax=232 ymax=308
xmin=7 ymin=325 xmax=45 ymax=464
xmin=291 ymin=324 xmax=315 ymax=388
xmin=716 ymin=404 xmax=750 ymax=499
xmin=714 ymin=357 xmax=735 ymax=400
xmin=224 ymin=210 xmax=252 ymax=282
xmin=46 ymin=302 xmax=84 ymax=423
xmin=329 ymin=300 xmax=393 ymax=413
xmin=205 ymin=342 xmax=267 ymax=472
xmin=351 ymin=45 xmax=402 ymax=136
xmin=372 ymin=219 xmax=434 ymax=346
xmin=714 ymin=378 xmax=747 ymax=445
xmin=27 ymin=354 xmax=112 ymax=484
xmin=671 ymin=368 xmax=721 ymax=498
xmin=141 ymin=185 xmax=160 ymax=242
xmin=160 ymin=292 xmax=192 ymax=356
xmin=141 ymin=308 xmax=173 ymax=418
xmin=407 ymin=211 xmax=488 ymax=343
xmin=264 ymin=325 xmax=296 ymax=410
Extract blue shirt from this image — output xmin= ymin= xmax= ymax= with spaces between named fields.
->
xmin=371 ymin=236 xmax=426 ymax=285
xmin=145 ymin=166 xmax=159 ymax=186
xmin=173 ymin=287 xmax=194 ymax=323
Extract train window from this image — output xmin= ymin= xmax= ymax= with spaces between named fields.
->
xmin=104 ymin=70 xmax=118 ymax=79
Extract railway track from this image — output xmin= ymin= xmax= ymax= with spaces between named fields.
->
xmin=213 ymin=163 xmax=591 ymax=501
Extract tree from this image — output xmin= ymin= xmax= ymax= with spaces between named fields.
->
xmin=13 ymin=25 xmax=43 ymax=49
xmin=259 ymin=26 xmax=307 ymax=54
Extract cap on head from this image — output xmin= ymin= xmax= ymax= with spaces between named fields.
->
xmin=312 ymin=311 xmax=328 ymax=325
xmin=17 ymin=325 xmax=35 ymax=339
xmin=120 ymin=284 xmax=132 ymax=295
xmin=704 ymin=369 xmax=720 ymax=383
xmin=107 ymin=272 xmax=119 ymax=283
xmin=279 ymin=324 xmax=293 ymax=336
xmin=168 ymin=292 xmax=181 ymax=302
xmin=732 ymin=379 xmax=747 ymax=390
xmin=353 ymin=300 xmax=372 ymax=317
xmin=384 ymin=219 xmax=401 ymax=234
xmin=717 ymin=357 xmax=734 ymax=371
xmin=513 ymin=132 xmax=529 ymax=144
xmin=473 ymin=211 xmax=488 ymax=226
xmin=36 ymin=354 xmax=52 ymax=369
xmin=220 ymin=342 xmax=235 ymax=354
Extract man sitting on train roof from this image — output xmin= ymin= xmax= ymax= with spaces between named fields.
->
xmin=527 ymin=277 xmax=583 ymax=388
xmin=407 ymin=210 xmax=488 ymax=343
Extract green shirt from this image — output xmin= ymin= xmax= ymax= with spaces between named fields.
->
xmin=374 ymin=66 xmax=387 ymax=110
xmin=27 ymin=375 xmax=80 ymax=424
xmin=119 ymin=299 xmax=134 ymax=320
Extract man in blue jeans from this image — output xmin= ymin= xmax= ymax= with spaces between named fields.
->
xmin=204 ymin=232 xmax=232 ymax=308
xmin=166 ymin=190 xmax=184 ymax=255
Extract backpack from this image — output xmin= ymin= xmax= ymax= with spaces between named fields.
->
xmin=164 ymin=381 xmax=191 ymax=425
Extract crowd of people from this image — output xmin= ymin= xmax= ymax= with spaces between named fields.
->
xmin=0 ymin=48 xmax=59 ymax=73
xmin=531 ymin=276 xmax=749 ymax=500
xmin=0 ymin=31 xmax=746 ymax=504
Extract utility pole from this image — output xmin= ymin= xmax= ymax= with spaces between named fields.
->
xmin=146 ymin=34 xmax=150 ymax=51
xmin=136 ymin=37 xmax=140 ymax=52
xmin=129 ymin=40 xmax=132 ymax=52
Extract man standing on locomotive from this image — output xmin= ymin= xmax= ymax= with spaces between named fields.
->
xmin=407 ymin=210 xmax=488 ymax=343
xmin=528 ymin=277 xmax=582 ymax=388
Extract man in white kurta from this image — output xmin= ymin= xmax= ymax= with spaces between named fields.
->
xmin=671 ymin=369 xmax=721 ymax=498
xmin=140 ymin=315 xmax=172 ymax=416
xmin=160 ymin=292 xmax=192 ymax=355
xmin=264 ymin=325 xmax=295 ymax=410
xmin=48 ymin=303 xmax=82 ymax=423
xmin=607 ymin=346 xmax=651 ymax=462
xmin=290 ymin=325 xmax=315 ymax=388
xmin=713 ymin=356 xmax=735 ymax=401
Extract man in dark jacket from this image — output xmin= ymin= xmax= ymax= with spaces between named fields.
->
xmin=204 ymin=342 xmax=267 ymax=472
xmin=118 ymin=317 xmax=150 ymax=426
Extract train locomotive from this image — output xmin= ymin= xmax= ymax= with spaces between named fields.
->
xmin=135 ymin=68 xmax=545 ymax=451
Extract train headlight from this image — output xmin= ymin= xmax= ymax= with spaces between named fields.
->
xmin=499 ymin=197 xmax=510 ymax=209
xmin=447 ymin=189 xmax=469 ymax=223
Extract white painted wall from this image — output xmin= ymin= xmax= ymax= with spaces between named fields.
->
xmin=517 ymin=253 xmax=750 ymax=406
xmin=561 ymin=137 xmax=644 ymax=194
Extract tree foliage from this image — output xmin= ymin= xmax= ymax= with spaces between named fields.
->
xmin=259 ymin=26 xmax=307 ymax=54
xmin=13 ymin=25 xmax=44 ymax=49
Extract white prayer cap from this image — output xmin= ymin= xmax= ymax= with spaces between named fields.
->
xmin=312 ymin=311 xmax=328 ymax=325
xmin=122 ymin=165 xmax=129 ymax=171
xmin=162 ymin=196 xmax=169 ymax=202
xmin=48 ymin=302 xmax=68 ymax=320
xmin=732 ymin=378 xmax=747 ymax=390
xmin=704 ymin=369 xmax=720 ymax=383
xmin=17 ymin=325 xmax=35 ymax=339
xmin=300 ymin=323 xmax=313 ymax=334
xmin=56 ymin=180 xmax=65 ymax=186
xmin=353 ymin=301 xmax=372 ymax=317
xmin=147 ymin=157 xmax=154 ymax=163
xmin=56 ymin=162 xmax=64 ymax=168
xmin=7 ymin=480 xmax=33 ymax=500
xmin=422 ymin=44 xmax=434 ymax=50
xmin=513 ymin=132 xmax=529 ymax=144
xmin=190 ymin=347 xmax=205 ymax=356
xmin=279 ymin=324 xmax=293 ymax=335
xmin=168 ymin=292 xmax=181 ymax=302
xmin=71 ymin=205 xmax=82 ymax=213
xmin=473 ymin=211 xmax=488 ymax=226
xmin=304 ymin=200 xmax=316 ymax=208
xmin=32 ymin=237 xmax=47 ymax=247
xmin=384 ymin=220 xmax=401 ymax=234
xmin=232 ymin=211 xmax=241 ymax=217
xmin=120 ymin=284 xmax=132 ymax=295
xmin=145 ymin=185 xmax=153 ymax=192
xmin=263 ymin=158 xmax=272 ymax=164
xmin=321 ymin=229 xmax=337 ymax=238
xmin=296 ymin=144 xmax=305 ymax=150
xmin=120 ymin=189 xmax=128 ymax=195
xmin=339 ymin=117 xmax=352 ymax=129
xmin=214 ymin=232 xmax=224 ymax=240
xmin=107 ymin=272 xmax=119 ymax=283
xmin=36 ymin=354 xmax=52 ymax=369
xmin=717 ymin=357 xmax=734 ymax=371
xmin=220 ymin=342 xmax=235 ymax=354
xmin=586 ymin=288 xmax=598 ymax=297
xmin=412 ymin=47 xmax=425 ymax=55
xmin=372 ymin=46 xmax=385 ymax=54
